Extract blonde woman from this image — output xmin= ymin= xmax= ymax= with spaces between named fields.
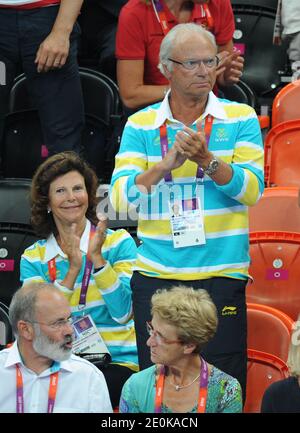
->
xmin=119 ymin=286 xmax=242 ymax=413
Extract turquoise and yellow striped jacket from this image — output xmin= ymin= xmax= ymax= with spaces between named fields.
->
xmin=110 ymin=92 xmax=264 ymax=281
xmin=20 ymin=220 xmax=139 ymax=371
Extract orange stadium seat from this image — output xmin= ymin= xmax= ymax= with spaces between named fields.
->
xmin=272 ymin=80 xmax=300 ymax=127
xmin=247 ymin=231 xmax=300 ymax=320
xmin=247 ymin=303 xmax=294 ymax=361
xmin=264 ymin=119 xmax=300 ymax=187
xmin=249 ymin=187 xmax=300 ymax=233
xmin=244 ymin=349 xmax=289 ymax=413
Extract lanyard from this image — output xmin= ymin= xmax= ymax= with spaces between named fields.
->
xmin=154 ymin=357 xmax=209 ymax=413
xmin=48 ymin=224 xmax=96 ymax=307
xmin=159 ymin=115 xmax=214 ymax=183
xmin=202 ymin=3 xmax=214 ymax=30
xmin=16 ymin=364 xmax=59 ymax=413
xmin=152 ymin=0 xmax=214 ymax=35
xmin=152 ymin=0 xmax=169 ymax=35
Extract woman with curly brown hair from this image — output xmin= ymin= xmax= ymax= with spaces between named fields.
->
xmin=20 ymin=151 xmax=138 ymax=408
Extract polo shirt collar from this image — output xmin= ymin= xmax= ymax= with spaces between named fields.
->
xmin=202 ymin=90 xmax=228 ymax=120
xmin=160 ymin=1 xmax=202 ymax=25
xmin=44 ymin=219 xmax=91 ymax=262
xmin=4 ymin=341 xmax=73 ymax=373
xmin=154 ymin=90 xmax=227 ymax=129
xmin=5 ymin=341 xmax=23 ymax=368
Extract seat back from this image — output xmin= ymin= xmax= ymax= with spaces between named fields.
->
xmin=79 ymin=68 xmax=124 ymax=180
xmin=79 ymin=67 xmax=123 ymax=124
xmin=5 ymin=68 xmax=123 ymax=181
xmin=249 ymin=187 xmax=300 ymax=233
xmin=2 ymin=110 xmax=111 ymax=181
xmin=244 ymin=349 xmax=289 ymax=413
xmin=272 ymin=81 xmax=300 ymax=127
xmin=0 ymin=178 xmax=31 ymax=225
xmin=221 ymin=79 xmax=256 ymax=107
xmin=264 ymin=120 xmax=300 ymax=187
xmin=247 ymin=303 xmax=294 ymax=361
xmin=232 ymin=4 xmax=288 ymax=99
xmin=0 ymin=225 xmax=40 ymax=308
xmin=0 ymin=179 xmax=40 ymax=308
xmin=9 ymin=67 xmax=123 ymax=125
xmin=1 ymin=110 xmax=46 ymax=179
xmin=8 ymin=74 xmax=32 ymax=112
xmin=231 ymin=0 xmax=277 ymax=10
xmin=0 ymin=303 xmax=13 ymax=347
xmin=247 ymin=231 xmax=300 ymax=320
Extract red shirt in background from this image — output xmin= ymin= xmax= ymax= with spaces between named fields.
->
xmin=116 ymin=0 xmax=235 ymax=86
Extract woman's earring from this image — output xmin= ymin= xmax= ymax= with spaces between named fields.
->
xmin=47 ymin=207 xmax=51 ymax=214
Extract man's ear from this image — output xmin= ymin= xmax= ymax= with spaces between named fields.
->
xmin=163 ymin=64 xmax=172 ymax=80
xmin=18 ymin=320 xmax=34 ymax=341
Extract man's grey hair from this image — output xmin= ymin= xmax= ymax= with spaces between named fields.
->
xmin=9 ymin=282 xmax=58 ymax=337
xmin=158 ymin=23 xmax=217 ymax=77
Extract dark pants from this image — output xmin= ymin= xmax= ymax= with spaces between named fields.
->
xmin=131 ymin=271 xmax=248 ymax=402
xmin=99 ymin=363 xmax=134 ymax=409
xmin=0 ymin=6 xmax=84 ymax=155
xmin=78 ymin=0 xmax=127 ymax=82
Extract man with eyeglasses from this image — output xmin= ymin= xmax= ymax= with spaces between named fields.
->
xmin=0 ymin=282 xmax=112 ymax=413
xmin=110 ymin=22 xmax=264 ymax=403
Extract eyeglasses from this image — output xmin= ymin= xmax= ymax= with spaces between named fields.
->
xmin=146 ymin=321 xmax=182 ymax=345
xmin=28 ymin=317 xmax=73 ymax=330
xmin=168 ymin=56 xmax=219 ymax=70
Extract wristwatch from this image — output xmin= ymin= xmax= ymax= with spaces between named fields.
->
xmin=203 ymin=156 xmax=220 ymax=176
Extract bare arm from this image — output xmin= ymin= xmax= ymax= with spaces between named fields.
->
xmin=216 ymin=40 xmax=244 ymax=87
xmin=117 ymin=59 xmax=169 ymax=110
xmin=35 ymin=0 xmax=84 ymax=73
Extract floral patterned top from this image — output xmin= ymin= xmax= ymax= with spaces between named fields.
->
xmin=119 ymin=364 xmax=242 ymax=413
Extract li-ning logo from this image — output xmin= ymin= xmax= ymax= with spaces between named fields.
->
xmin=222 ymin=306 xmax=237 ymax=316
xmin=0 ymin=61 xmax=6 ymax=86
xmin=215 ymin=128 xmax=229 ymax=142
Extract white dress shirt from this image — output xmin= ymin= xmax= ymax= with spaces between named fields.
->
xmin=0 ymin=342 xmax=113 ymax=413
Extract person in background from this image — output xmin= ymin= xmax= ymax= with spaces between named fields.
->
xmin=0 ymin=282 xmax=112 ymax=413
xmin=274 ymin=0 xmax=300 ymax=80
xmin=78 ymin=0 xmax=128 ymax=82
xmin=119 ymin=286 xmax=242 ymax=413
xmin=116 ymin=0 xmax=244 ymax=110
xmin=110 ymin=23 xmax=264 ymax=401
xmin=261 ymin=315 xmax=300 ymax=413
xmin=0 ymin=0 xmax=84 ymax=156
xmin=20 ymin=151 xmax=138 ymax=408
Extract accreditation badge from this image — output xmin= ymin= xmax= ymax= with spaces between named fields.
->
xmin=169 ymin=192 xmax=206 ymax=248
xmin=72 ymin=314 xmax=111 ymax=357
